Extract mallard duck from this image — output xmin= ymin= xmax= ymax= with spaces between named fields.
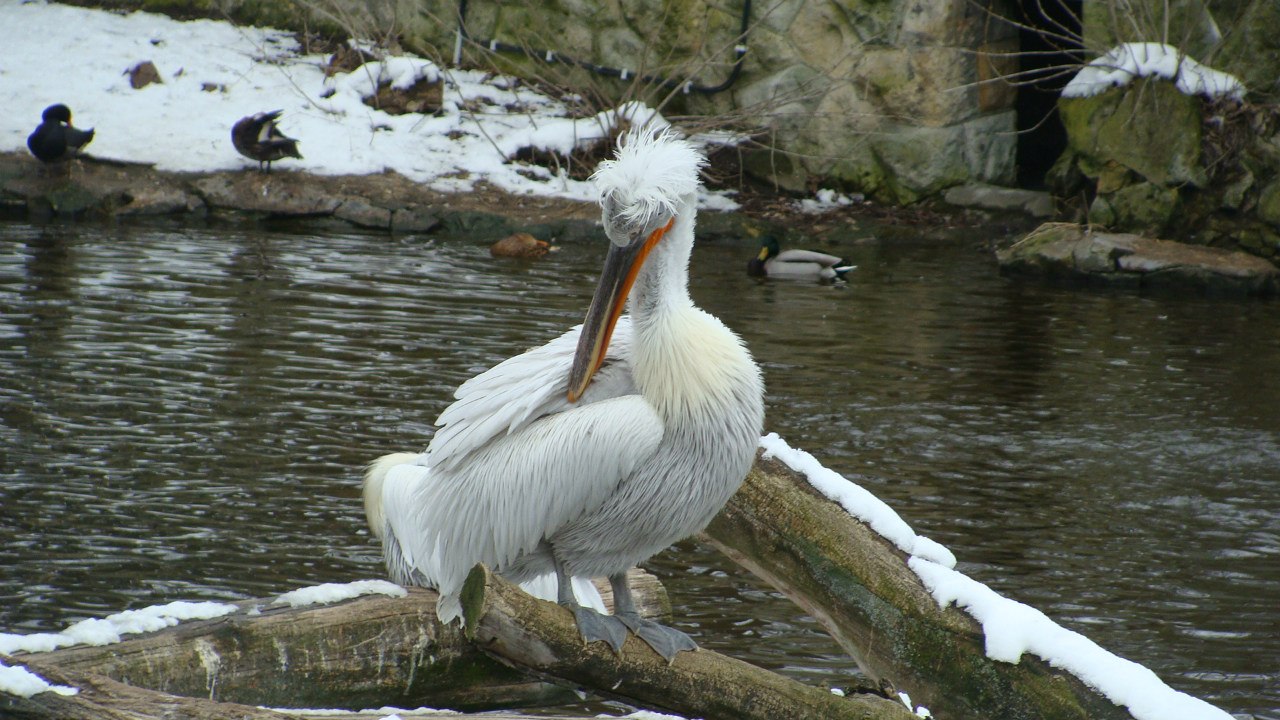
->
xmin=747 ymin=235 xmax=854 ymax=281
xmin=232 ymin=110 xmax=302 ymax=172
xmin=27 ymin=104 xmax=95 ymax=163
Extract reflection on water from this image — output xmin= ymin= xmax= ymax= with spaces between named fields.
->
xmin=1 ymin=221 xmax=1276 ymax=719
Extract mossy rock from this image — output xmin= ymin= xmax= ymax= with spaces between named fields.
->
xmin=1089 ymin=182 xmax=1180 ymax=234
xmin=1256 ymin=178 xmax=1280 ymax=227
xmin=1059 ymin=78 xmax=1208 ymax=188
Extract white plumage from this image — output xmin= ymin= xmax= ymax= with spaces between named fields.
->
xmin=364 ymin=127 xmax=764 ymax=659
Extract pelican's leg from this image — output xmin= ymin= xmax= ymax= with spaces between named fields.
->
xmin=609 ymin=571 xmax=698 ymax=662
xmin=554 ymin=554 xmax=627 ymax=653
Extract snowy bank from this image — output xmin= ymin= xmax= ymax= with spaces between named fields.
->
xmin=0 ymin=2 xmax=737 ymax=212
xmin=756 ymin=433 xmax=1232 ymax=720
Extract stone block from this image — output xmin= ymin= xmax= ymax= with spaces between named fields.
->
xmin=943 ymin=183 xmax=1054 ymax=217
xmin=962 ymin=110 xmax=1017 ymax=184
xmin=976 ymin=39 xmax=1018 ymax=112
xmin=899 ymin=0 xmax=1017 ymax=46
xmin=872 ymin=122 xmax=973 ymax=202
xmin=784 ymin=0 xmax=857 ymax=69
xmin=857 ymin=47 xmax=979 ymax=126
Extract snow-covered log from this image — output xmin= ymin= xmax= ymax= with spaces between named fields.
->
xmin=704 ymin=451 xmax=1134 ymax=720
xmin=459 ymin=564 xmax=918 ymax=720
xmin=5 ymin=571 xmax=667 ymax=715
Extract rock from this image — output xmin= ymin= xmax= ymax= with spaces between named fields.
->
xmin=334 ymin=198 xmax=392 ymax=229
xmin=997 ymin=222 xmax=1280 ymax=295
xmin=128 ymin=61 xmax=163 ymax=89
xmin=1256 ymin=179 xmax=1280 ymax=228
xmin=1058 ymin=78 xmax=1207 ymax=188
xmin=1090 ymin=181 xmax=1180 ymax=234
xmin=191 ymin=174 xmax=342 ymax=216
xmin=114 ymin=186 xmax=202 ymax=216
xmin=390 ymin=207 xmax=441 ymax=233
xmin=943 ymin=183 xmax=1054 ymax=217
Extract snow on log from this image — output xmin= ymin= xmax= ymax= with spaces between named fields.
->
xmin=459 ymin=563 xmax=918 ymax=720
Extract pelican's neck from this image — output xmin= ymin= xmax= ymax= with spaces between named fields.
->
xmin=624 ymin=196 xmax=760 ymax=425
xmin=628 ymin=196 xmax=695 ymax=322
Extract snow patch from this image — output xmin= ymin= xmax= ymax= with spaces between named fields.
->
xmin=272 ymin=580 xmax=407 ymax=608
xmin=795 ymin=188 xmax=862 ymax=214
xmin=1062 ymin=42 xmax=1244 ymax=100
xmin=0 ymin=661 xmax=79 ymax=699
xmin=0 ymin=601 xmax=237 ymax=655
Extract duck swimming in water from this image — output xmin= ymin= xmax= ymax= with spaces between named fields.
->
xmin=363 ymin=127 xmax=765 ymax=661
xmin=747 ymin=235 xmax=854 ymax=281
xmin=232 ymin=110 xmax=302 ymax=172
xmin=27 ymin=104 xmax=94 ymax=163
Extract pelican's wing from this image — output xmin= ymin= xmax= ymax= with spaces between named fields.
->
xmin=774 ymin=248 xmax=844 ymax=266
xmin=427 ymin=317 xmax=636 ymax=473
xmin=387 ymin=392 xmax=663 ymax=621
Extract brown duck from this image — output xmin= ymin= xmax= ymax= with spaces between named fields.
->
xmin=232 ymin=110 xmax=301 ymax=172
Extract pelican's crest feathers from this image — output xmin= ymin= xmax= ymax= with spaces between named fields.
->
xmin=592 ymin=127 xmax=705 ymax=228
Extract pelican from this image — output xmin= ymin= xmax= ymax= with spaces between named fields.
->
xmin=231 ymin=110 xmax=302 ymax=172
xmin=27 ymin=104 xmax=94 ymax=164
xmin=363 ymin=127 xmax=764 ymax=660
xmin=747 ymin=235 xmax=853 ymax=281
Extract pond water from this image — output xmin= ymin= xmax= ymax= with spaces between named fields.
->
xmin=0 ymin=218 xmax=1276 ymax=719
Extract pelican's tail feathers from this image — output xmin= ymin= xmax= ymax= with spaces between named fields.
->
xmin=518 ymin=573 xmax=607 ymax=614
xmin=573 ymin=576 xmax=607 ymax=613
xmin=362 ymin=452 xmax=423 ymax=540
xmin=436 ymin=591 xmax=464 ymax=625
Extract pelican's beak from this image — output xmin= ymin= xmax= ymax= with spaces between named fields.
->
xmin=567 ymin=216 xmax=675 ymax=402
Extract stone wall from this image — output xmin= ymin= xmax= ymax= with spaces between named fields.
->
xmin=382 ymin=0 xmax=1023 ymax=203
xmin=94 ymin=0 xmax=1023 ymax=202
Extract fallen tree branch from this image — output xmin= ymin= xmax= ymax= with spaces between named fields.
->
xmin=13 ymin=570 xmax=667 ymax=714
xmin=704 ymin=452 xmax=1132 ymax=720
xmin=0 ymin=654 xmax=643 ymax=720
xmin=1 ymin=656 xmax=298 ymax=720
xmin=460 ymin=564 xmax=917 ymax=720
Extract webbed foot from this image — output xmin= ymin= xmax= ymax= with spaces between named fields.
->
xmin=567 ymin=603 xmax=629 ymax=653
xmin=617 ymin=610 xmax=698 ymax=662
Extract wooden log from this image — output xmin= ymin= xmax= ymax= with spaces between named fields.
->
xmin=17 ymin=570 xmax=667 ymax=713
xmin=1 ymin=655 xmax=298 ymax=720
xmin=0 ymin=654 xmax=641 ymax=720
xmin=704 ymin=453 xmax=1133 ymax=720
xmin=460 ymin=564 xmax=918 ymax=720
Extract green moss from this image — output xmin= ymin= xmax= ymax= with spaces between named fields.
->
xmin=1059 ymin=78 xmax=1207 ymax=188
xmin=1256 ymin=179 xmax=1280 ymax=227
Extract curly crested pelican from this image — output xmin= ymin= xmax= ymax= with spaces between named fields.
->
xmin=231 ymin=110 xmax=302 ymax=172
xmin=27 ymin=104 xmax=94 ymax=163
xmin=364 ymin=127 xmax=764 ymax=660
xmin=747 ymin=235 xmax=853 ymax=281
